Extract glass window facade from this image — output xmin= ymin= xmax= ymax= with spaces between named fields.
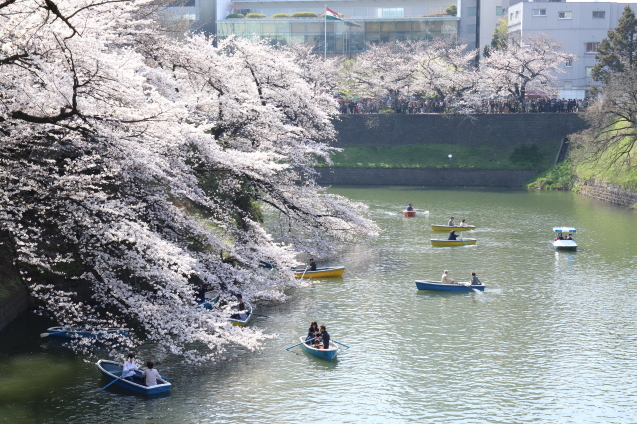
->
xmin=217 ymin=18 xmax=459 ymax=57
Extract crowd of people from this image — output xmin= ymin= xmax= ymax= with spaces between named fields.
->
xmin=338 ymin=97 xmax=591 ymax=115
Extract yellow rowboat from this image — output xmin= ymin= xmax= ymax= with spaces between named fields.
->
xmin=430 ymin=239 xmax=477 ymax=247
xmin=229 ymin=301 xmax=253 ymax=327
xmin=431 ymin=224 xmax=475 ymax=231
xmin=293 ymin=266 xmax=345 ymax=278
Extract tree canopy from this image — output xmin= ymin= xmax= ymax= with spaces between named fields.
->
xmin=0 ymin=0 xmax=377 ymax=361
xmin=592 ymin=5 xmax=637 ymax=83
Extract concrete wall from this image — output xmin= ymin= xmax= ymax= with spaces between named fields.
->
xmin=332 ymin=113 xmax=588 ymax=147
xmin=0 ymin=286 xmax=28 ymax=333
xmin=315 ymin=167 xmax=540 ymax=187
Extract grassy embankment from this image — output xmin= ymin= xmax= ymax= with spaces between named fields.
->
xmin=530 ymin=131 xmax=637 ymax=191
xmin=317 ymin=141 xmax=562 ymax=170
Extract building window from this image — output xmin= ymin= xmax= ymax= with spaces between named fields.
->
xmin=515 ymin=11 xmax=519 ymax=18
xmin=533 ymin=9 xmax=546 ymax=16
xmin=564 ymin=81 xmax=572 ymax=90
xmin=467 ymin=7 xmax=477 ymax=17
xmin=496 ymin=6 xmax=503 ymax=16
xmin=593 ymin=11 xmax=605 ymax=19
xmin=378 ymin=8 xmax=404 ymax=18
xmin=586 ymin=67 xmax=593 ymax=77
xmin=510 ymin=12 xmax=513 ymax=20
xmin=586 ymin=42 xmax=599 ymax=53
xmin=565 ymin=59 xmax=573 ymax=67
xmin=558 ymin=11 xmax=572 ymax=19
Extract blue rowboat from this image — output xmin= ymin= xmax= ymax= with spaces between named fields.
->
xmin=415 ymin=280 xmax=485 ymax=291
xmin=96 ymin=360 xmax=171 ymax=395
xmin=298 ymin=336 xmax=339 ymax=360
xmin=44 ymin=326 xmax=128 ymax=339
xmin=196 ymin=294 xmax=219 ymax=310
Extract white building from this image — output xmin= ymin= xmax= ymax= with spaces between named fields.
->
xmin=507 ymin=1 xmax=637 ymax=99
xmin=164 ymin=0 xmax=504 ymax=55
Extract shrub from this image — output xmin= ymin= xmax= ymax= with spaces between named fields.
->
xmin=272 ymin=13 xmax=291 ymax=18
xmin=246 ymin=13 xmax=266 ymax=18
xmin=292 ymin=11 xmax=319 ymax=18
xmin=226 ymin=13 xmax=245 ymax=18
xmin=509 ymin=143 xmax=545 ymax=167
xmin=446 ymin=5 xmax=457 ymax=16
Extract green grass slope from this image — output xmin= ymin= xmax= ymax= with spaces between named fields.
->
xmin=320 ymin=141 xmax=561 ymax=170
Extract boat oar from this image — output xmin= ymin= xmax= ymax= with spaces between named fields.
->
xmin=300 ymin=266 xmax=309 ymax=279
xmin=459 ymin=235 xmax=468 ymax=246
xmin=100 ymin=373 xmax=127 ymax=391
xmin=284 ymin=342 xmax=304 ymax=351
xmin=332 ymin=340 xmax=351 ymax=349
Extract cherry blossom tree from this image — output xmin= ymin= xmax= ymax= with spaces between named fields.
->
xmin=0 ymin=0 xmax=377 ymax=361
xmin=341 ymin=41 xmax=420 ymax=110
xmin=481 ymin=34 xmax=577 ymax=102
xmin=412 ymin=39 xmax=482 ymax=111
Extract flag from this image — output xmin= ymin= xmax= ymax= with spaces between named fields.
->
xmin=325 ymin=7 xmax=342 ymax=20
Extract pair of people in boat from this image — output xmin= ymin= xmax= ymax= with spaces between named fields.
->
xmin=441 ymin=270 xmax=482 ymax=285
xmin=305 ymin=321 xmax=330 ymax=349
xmin=555 ymin=232 xmax=574 ymax=241
xmin=122 ymin=354 xmax=162 ymax=386
xmin=448 ymin=217 xmax=469 ymax=227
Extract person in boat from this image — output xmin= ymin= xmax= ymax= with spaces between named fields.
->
xmin=122 ymin=353 xmax=141 ymax=382
xmin=566 ymin=233 xmax=574 ymax=240
xmin=305 ymin=321 xmax=320 ymax=344
xmin=470 ymin=272 xmax=481 ymax=285
xmin=441 ymin=270 xmax=456 ymax=284
xmin=406 ymin=204 xmax=414 ymax=211
xmin=447 ymin=230 xmax=458 ymax=241
xmin=141 ymin=360 xmax=161 ymax=386
xmin=447 ymin=217 xmax=455 ymax=226
xmin=319 ymin=325 xmax=330 ymax=349
xmin=459 ymin=219 xmax=468 ymax=228
xmin=308 ymin=258 xmax=317 ymax=272
xmin=555 ymin=232 xmax=564 ymax=240
xmin=231 ymin=294 xmax=248 ymax=320
xmin=196 ymin=284 xmax=207 ymax=303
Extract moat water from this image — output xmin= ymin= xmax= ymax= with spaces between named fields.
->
xmin=1 ymin=187 xmax=636 ymax=423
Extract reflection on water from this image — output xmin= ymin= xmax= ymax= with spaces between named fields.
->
xmin=1 ymin=186 xmax=637 ymax=423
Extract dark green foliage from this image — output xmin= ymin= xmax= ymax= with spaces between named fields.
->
xmin=226 ymin=13 xmax=245 ymax=18
xmin=509 ymin=144 xmax=545 ymax=167
xmin=445 ymin=5 xmax=457 ymax=16
xmin=527 ymin=161 xmax=575 ymax=190
xmin=592 ymin=5 xmax=637 ymax=82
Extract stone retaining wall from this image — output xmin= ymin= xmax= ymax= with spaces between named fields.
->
xmin=315 ymin=167 xmax=540 ymax=187
xmin=334 ymin=114 xmax=588 ymax=147
xmin=0 ymin=286 xmax=28 ymax=333
xmin=578 ymin=182 xmax=637 ymax=208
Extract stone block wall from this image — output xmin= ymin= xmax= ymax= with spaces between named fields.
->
xmin=0 ymin=286 xmax=28 ymax=333
xmin=333 ymin=114 xmax=588 ymax=147
xmin=579 ymin=182 xmax=637 ymax=207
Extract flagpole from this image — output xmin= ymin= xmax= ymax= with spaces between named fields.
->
xmin=324 ymin=5 xmax=327 ymax=61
